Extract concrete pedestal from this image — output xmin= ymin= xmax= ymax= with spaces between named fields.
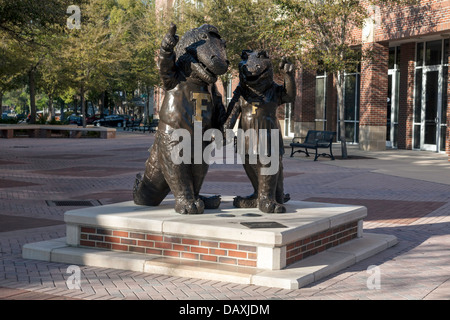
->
xmin=23 ymin=196 xmax=397 ymax=289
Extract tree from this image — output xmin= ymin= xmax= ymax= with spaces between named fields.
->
xmin=1 ymin=0 xmax=160 ymax=126
xmin=60 ymin=0 xmax=160 ymax=127
xmin=0 ymin=0 xmax=75 ymax=44
xmin=39 ymin=47 xmax=72 ymax=122
xmin=273 ymin=0 xmax=417 ymax=158
xmin=108 ymin=0 xmax=159 ymax=124
xmin=0 ymin=37 xmax=28 ymax=111
xmin=62 ymin=0 xmax=128 ymax=127
xmin=0 ymin=0 xmax=76 ymax=123
xmin=181 ymin=0 xmax=281 ymax=95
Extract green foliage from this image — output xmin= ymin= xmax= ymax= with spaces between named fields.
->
xmin=0 ymin=0 xmax=160 ymax=126
xmin=0 ymin=0 xmax=420 ymax=128
xmin=0 ymin=0 xmax=78 ymax=43
xmin=182 ymin=0 xmax=280 ymax=74
xmin=273 ymin=0 xmax=418 ymax=73
xmin=273 ymin=0 xmax=364 ymax=73
xmin=0 ymin=117 xmax=19 ymax=124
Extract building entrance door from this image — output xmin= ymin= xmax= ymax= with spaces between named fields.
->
xmin=420 ymin=67 xmax=443 ymax=151
xmin=414 ymin=40 xmax=448 ymax=152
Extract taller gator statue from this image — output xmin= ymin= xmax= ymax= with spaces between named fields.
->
xmin=133 ymin=23 xmax=229 ymax=214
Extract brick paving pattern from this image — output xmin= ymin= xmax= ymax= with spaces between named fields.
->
xmin=0 ymin=130 xmax=449 ymax=300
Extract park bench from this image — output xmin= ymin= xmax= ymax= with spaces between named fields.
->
xmin=125 ymin=119 xmax=142 ymax=131
xmin=140 ymin=119 xmax=159 ymax=133
xmin=290 ymin=130 xmax=336 ymax=161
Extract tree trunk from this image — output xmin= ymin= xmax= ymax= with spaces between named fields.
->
xmin=104 ymin=91 xmax=110 ymax=116
xmin=60 ymin=100 xmax=65 ymax=122
xmin=336 ymin=71 xmax=348 ymax=159
xmin=48 ymin=94 xmax=54 ymax=122
xmin=29 ymin=68 xmax=37 ymax=124
xmin=144 ymin=86 xmax=152 ymax=125
xmin=143 ymin=90 xmax=148 ymax=125
xmin=99 ymin=91 xmax=105 ymax=118
xmin=73 ymin=97 xmax=78 ymax=115
xmin=80 ymin=84 xmax=86 ymax=128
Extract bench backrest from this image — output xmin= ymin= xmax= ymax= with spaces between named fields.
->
xmin=305 ymin=130 xmax=336 ymax=146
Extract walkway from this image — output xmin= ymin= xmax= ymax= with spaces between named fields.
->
xmin=0 ymin=131 xmax=449 ymax=300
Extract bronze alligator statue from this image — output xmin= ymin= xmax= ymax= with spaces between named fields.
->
xmin=133 ymin=23 xmax=229 ymax=214
xmin=224 ymin=50 xmax=296 ymax=213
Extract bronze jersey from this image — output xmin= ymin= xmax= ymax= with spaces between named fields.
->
xmin=225 ymin=83 xmax=290 ymax=156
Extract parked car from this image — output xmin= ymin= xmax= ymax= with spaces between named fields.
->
xmin=76 ymin=114 xmax=101 ymax=126
xmin=1 ymin=112 xmax=18 ymax=123
xmin=93 ymin=115 xmax=127 ymax=127
xmin=67 ymin=114 xmax=81 ymax=125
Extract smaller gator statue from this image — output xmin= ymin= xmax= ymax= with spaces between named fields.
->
xmin=133 ymin=23 xmax=229 ymax=214
xmin=224 ymin=50 xmax=296 ymax=213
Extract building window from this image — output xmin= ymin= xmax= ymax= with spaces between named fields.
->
xmin=389 ymin=46 xmax=401 ymax=70
xmin=284 ymin=103 xmax=294 ymax=137
xmin=425 ymin=40 xmax=442 ymax=66
xmin=315 ymin=72 xmax=327 ymax=131
xmin=226 ymin=76 xmax=233 ymax=105
xmin=338 ymin=72 xmax=360 ymax=144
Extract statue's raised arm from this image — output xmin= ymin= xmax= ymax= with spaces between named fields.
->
xmin=159 ymin=23 xmax=180 ymax=91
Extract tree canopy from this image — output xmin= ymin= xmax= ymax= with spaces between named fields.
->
xmin=0 ymin=0 xmax=159 ymax=125
xmin=1 ymin=0 xmax=419 ymax=131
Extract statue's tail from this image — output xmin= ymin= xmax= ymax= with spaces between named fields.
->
xmin=133 ymin=173 xmax=169 ymax=206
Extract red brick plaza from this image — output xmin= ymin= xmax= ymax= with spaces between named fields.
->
xmin=0 ymin=130 xmax=449 ymax=300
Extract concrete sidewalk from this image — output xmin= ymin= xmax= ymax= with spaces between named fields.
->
xmin=321 ymin=142 xmax=450 ymax=185
xmin=0 ymin=130 xmax=449 ymax=300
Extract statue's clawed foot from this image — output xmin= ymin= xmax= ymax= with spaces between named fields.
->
xmin=199 ymin=195 xmax=221 ymax=210
xmin=233 ymin=193 xmax=258 ymax=208
xmin=258 ymin=199 xmax=286 ymax=214
xmin=175 ymin=198 xmax=205 ymax=215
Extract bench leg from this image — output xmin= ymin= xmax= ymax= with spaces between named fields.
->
xmin=290 ymin=148 xmax=309 ymax=157
xmin=330 ymin=145 xmax=335 ymax=160
xmin=305 ymin=149 xmax=310 ymax=157
xmin=314 ymin=149 xmax=319 ymax=161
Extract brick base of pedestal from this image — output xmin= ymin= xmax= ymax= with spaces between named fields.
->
xmin=77 ymin=220 xmax=359 ymax=270
xmin=79 ymin=226 xmax=259 ymax=268
xmin=22 ymin=197 xmax=397 ymax=289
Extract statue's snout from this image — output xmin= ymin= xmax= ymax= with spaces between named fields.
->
xmin=211 ymin=55 xmax=229 ymax=75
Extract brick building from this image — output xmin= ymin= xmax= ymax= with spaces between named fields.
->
xmin=154 ymin=0 xmax=450 ymax=158
xmin=293 ymin=0 xmax=450 ymax=157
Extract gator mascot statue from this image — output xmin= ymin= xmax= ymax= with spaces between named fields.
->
xmin=133 ymin=23 xmax=229 ymax=214
xmin=224 ymin=50 xmax=296 ymax=213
